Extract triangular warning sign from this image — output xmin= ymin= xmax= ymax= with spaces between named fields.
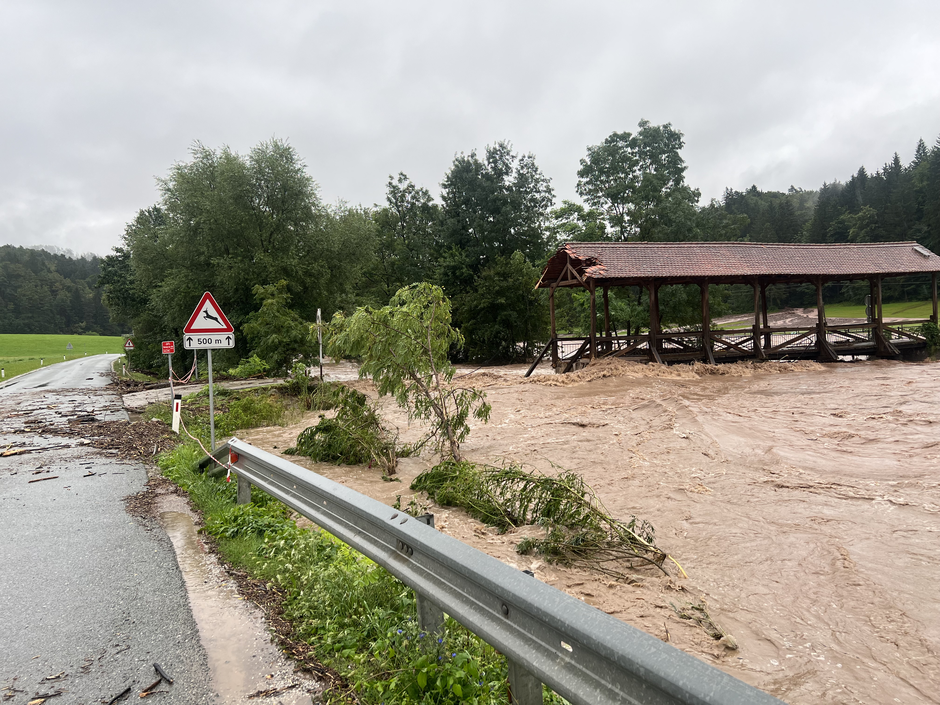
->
xmin=184 ymin=292 xmax=235 ymax=334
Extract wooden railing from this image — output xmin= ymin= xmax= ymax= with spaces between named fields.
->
xmin=549 ymin=319 xmax=931 ymax=369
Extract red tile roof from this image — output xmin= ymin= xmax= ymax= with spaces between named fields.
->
xmin=539 ymin=241 xmax=940 ymax=285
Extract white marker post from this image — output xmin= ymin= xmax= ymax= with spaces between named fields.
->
xmin=171 ymin=394 xmax=182 ymax=434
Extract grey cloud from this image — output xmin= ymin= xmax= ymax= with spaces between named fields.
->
xmin=2 ymin=0 xmax=939 ymax=255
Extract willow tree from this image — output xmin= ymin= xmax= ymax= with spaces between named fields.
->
xmin=327 ymin=283 xmax=490 ymax=461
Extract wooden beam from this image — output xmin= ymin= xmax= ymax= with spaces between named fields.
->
xmin=589 ymin=279 xmax=597 ymax=363
xmin=753 ymin=280 xmax=765 ymax=359
xmin=761 ymin=282 xmax=771 ymax=350
xmin=603 ymin=286 xmax=611 ymax=337
xmin=815 ymin=279 xmax=838 ymax=362
xmin=549 ymin=286 xmax=558 ymax=368
xmin=699 ymin=283 xmax=715 ymax=365
xmin=933 ymin=273 xmax=938 ymax=324
xmin=872 ymin=275 xmax=900 ymax=357
xmin=648 ymin=281 xmax=662 ymax=364
xmin=524 ymin=341 xmax=552 ymax=378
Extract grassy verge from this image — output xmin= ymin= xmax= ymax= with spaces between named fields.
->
xmin=713 ymin=299 xmax=935 ymax=330
xmin=155 ymin=384 xmax=567 ymax=704
xmin=0 ymin=333 xmax=127 ymax=380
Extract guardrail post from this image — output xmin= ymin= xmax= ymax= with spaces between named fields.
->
xmin=508 ymin=659 xmax=542 ymax=704
xmin=237 ymin=475 xmax=251 ymax=505
xmin=416 ymin=593 xmax=445 ymax=636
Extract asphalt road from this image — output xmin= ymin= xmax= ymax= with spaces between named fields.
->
xmin=0 ymin=356 xmax=215 ymax=704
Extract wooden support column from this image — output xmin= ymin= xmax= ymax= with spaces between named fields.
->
xmin=648 ymin=281 xmax=663 ymax=364
xmin=589 ymin=279 xmax=597 ymax=362
xmin=753 ymin=280 xmax=765 ymax=359
xmin=700 ymin=282 xmax=716 ymax=365
xmin=815 ymin=279 xmax=838 ymax=362
xmin=761 ymin=282 xmax=771 ymax=350
xmin=549 ymin=285 xmax=558 ymax=368
xmin=603 ymin=286 xmax=611 ymax=353
xmin=873 ymin=275 xmax=900 ymax=357
xmin=932 ymin=273 xmax=938 ymax=324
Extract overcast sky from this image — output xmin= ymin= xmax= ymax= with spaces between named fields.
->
xmin=2 ymin=0 xmax=939 ymax=257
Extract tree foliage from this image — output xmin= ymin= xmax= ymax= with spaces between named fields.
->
xmin=327 ymin=283 xmax=490 ymax=461
xmin=0 ymin=245 xmax=119 ymax=335
xmin=576 ymin=121 xmax=700 ymax=241
xmin=362 ymin=173 xmax=439 ymax=304
xmin=437 ymin=142 xmax=554 ymax=360
xmin=99 ymin=139 xmax=362 ymax=370
xmin=242 ymin=280 xmax=317 ymax=375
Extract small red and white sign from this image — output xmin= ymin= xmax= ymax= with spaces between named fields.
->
xmin=162 ymin=341 xmax=176 ymax=355
xmin=123 ymin=339 xmax=134 ymax=351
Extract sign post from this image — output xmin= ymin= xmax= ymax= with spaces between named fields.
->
xmin=123 ymin=339 xmax=134 ymax=376
xmin=183 ymin=292 xmax=235 ymax=450
xmin=317 ymin=308 xmax=323 ymax=381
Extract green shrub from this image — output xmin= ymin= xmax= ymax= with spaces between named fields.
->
xmin=227 ymin=354 xmax=271 ymax=378
xmin=922 ymin=321 xmax=940 ymax=355
xmin=285 ymin=385 xmax=398 ymax=474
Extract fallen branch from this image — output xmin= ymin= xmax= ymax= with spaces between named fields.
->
xmin=3 ymin=445 xmax=74 ymax=457
xmin=139 ymin=677 xmax=162 ymax=698
xmin=152 ymin=664 xmax=173 ymax=684
xmin=105 ymin=686 xmax=131 ymax=705
xmin=28 ymin=476 xmax=59 ymax=484
xmin=247 ymin=683 xmax=298 ymax=699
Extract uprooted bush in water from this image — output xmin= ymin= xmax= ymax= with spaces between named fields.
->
xmin=284 ymin=384 xmax=401 ymax=475
xmin=411 ymin=461 xmax=677 ymax=580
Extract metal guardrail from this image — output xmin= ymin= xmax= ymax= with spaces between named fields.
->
xmin=206 ymin=438 xmax=784 ymax=705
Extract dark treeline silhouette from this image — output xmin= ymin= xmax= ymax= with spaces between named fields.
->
xmin=720 ymin=137 xmax=940 ymax=252
xmin=0 ymin=245 xmax=123 ymax=335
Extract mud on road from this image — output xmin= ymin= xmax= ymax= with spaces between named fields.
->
xmin=241 ymin=358 xmax=940 ymax=705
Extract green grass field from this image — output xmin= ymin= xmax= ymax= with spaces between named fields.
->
xmin=0 ymin=334 xmax=128 ymax=381
xmin=716 ymin=299 xmax=934 ymax=329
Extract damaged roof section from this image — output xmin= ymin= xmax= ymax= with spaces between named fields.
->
xmin=539 ymin=241 xmax=940 ymax=287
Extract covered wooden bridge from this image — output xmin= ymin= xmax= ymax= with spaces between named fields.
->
xmin=531 ymin=241 xmax=940 ymax=373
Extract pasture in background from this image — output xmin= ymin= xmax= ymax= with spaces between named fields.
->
xmin=0 ymin=334 xmax=126 ymax=381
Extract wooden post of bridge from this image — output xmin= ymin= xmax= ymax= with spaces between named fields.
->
xmin=761 ymin=282 xmax=771 ymax=350
xmin=549 ymin=285 xmax=558 ymax=368
xmin=872 ymin=275 xmax=900 ymax=356
xmin=648 ymin=281 xmax=663 ymax=364
xmin=932 ymin=273 xmax=938 ymax=324
xmin=699 ymin=282 xmax=715 ymax=365
xmin=589 ymin=279 xmax=597 ymax=363
xmin=753 ymin=280 xmax=765 ymax=359
xmin=603 ymin=285 xmax=611 ymax=353
xmin=815 ymin=279 xmax=838 ymax=361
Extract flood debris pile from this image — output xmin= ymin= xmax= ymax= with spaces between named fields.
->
xmin=412 ymin=461 xmax=670 ymax=579
xmin=284 ymin=384 xmax=400 ymax=475
xmin=671 ymin=600 xmax=738 ymax=649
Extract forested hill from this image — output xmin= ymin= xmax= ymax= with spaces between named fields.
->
xmin=719 ymin=137 xmax=940 ymax=252
xmin=0 ymin=245 xmax=124 ymax=335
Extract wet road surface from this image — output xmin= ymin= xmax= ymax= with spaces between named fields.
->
xmin=0 ymin=356 xmax=215 ymax=703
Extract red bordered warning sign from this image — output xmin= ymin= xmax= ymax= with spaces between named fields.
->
xmin=183 ymin=292 xmax=234 ymax=334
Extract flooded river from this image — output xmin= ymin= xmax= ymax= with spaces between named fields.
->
xmin=242 ymin=358 xmax=940 ymax=704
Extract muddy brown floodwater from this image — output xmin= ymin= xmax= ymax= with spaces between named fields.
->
xmin=240 ymin=358 xmax=940 ymax=705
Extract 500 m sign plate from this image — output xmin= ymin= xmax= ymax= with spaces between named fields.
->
xmin=184 ymin=334 xmax=235 ymax=350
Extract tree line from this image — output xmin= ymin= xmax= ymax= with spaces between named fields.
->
xmin=0 ymin=245 xmax=121 ymax=335
xmin=81 ymin=125 xmax=940 ymax=370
